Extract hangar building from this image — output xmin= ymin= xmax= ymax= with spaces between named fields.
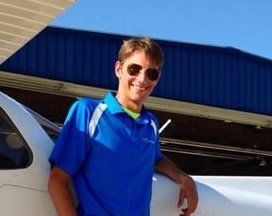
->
xmin=1 ymin=26 xmax=272 ymax=175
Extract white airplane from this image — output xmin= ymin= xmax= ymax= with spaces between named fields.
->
xmin=1 ymin=91 xmax=272 ymax=216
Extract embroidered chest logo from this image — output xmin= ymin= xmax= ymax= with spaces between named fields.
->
xmin=142 ymin=137 xmax=155 ymax=145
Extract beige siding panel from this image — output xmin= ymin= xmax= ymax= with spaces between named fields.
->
xmin=0 ymin=31 xmax=26 ymax=44
xmin=0 ymin=49 xmax=11 ymax=57
xmin=0 ymin=13 xmax=43 ymax=31
xmin=0 ymin=40 xmax=20 ymax=51
xmin=0 ymin=0 xmax=63 ymax=16
xmin=0 ymin=0 xmax=76 ymax=64
xmin=0 ymin=23 xmax=36 ymax=38
xmin=0 ymin=4 xmax=53 ymax=22
xmin=30 ymin=0 xmax=75 ymax=9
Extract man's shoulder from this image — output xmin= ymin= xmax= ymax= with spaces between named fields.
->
xmin=67 ymin=97 xmax=103 ymax=119
xmin=143 ymin=108 xmax=156 ymax=119
xmin=143 ymin=109 xmax=158 ymax=124
xmin=76 ymin=97 xmax=101 ymax=109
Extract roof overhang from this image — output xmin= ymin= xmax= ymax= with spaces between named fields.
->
xmin=0 ymin=0 xmax=76 ymax=64
xmin=1 ymin=70 xmax=272 ymax=129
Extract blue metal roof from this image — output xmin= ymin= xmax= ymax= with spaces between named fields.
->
xmin=1 ymin=26 xmax=272 ymax=115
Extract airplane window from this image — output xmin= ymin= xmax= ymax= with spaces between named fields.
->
xmin=0 ymin=108 xmax=32 ymax=169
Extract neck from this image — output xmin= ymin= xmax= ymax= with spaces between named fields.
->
xmin=115 ymin=93 xmax=142 ymax=113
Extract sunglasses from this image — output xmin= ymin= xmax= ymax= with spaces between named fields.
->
xmin=126 ymin=64 xmax=160 ymax=81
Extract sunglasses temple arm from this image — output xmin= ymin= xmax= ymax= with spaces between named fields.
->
xmin=159 ymin=119 xmax=172 ymax=134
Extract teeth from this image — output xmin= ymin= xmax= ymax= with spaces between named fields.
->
xmin=133 ymin=85 xmax=146 ymax=91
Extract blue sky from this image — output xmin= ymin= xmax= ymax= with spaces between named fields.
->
xmin=53 ymin=0 xmax=272 ymax=60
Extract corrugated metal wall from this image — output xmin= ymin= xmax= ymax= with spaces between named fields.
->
xmin=0 ymin=27 xmax=121 ymax=90
xmin=156 ymin=43 xmax=272 ymax=115
xmin=1 ymin=27 xmax=272 ymax=115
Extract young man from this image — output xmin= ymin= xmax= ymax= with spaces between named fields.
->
xmin=48 ymin=38 xmax=198 ymax=216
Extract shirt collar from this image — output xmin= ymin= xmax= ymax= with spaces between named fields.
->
xmin=103 ymin=92 xmax=150 ymax=124
xmin=103 ymin=92 xmax=125 ymax=114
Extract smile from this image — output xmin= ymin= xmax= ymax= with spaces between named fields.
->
xmin=131 ymin=84 xmax=148 ymax=91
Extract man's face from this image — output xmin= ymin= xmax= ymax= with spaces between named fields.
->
xmin=115 ymin=50 xmax=160 ymax=107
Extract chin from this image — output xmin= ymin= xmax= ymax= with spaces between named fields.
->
xmin=130 ymin=93 xmax=148 ymax=103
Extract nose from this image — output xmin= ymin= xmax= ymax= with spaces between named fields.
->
xmin=136 ymin=69 xmax=148 ymax=83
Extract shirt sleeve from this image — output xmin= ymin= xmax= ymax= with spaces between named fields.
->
xmin=49 ymin=98 xmax=93 ymax=176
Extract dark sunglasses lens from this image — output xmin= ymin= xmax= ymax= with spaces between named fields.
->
xmin=127 ymin=64 xmax=141 ymax=75
xmin=146 ymin=68 xmax=159 ymax=81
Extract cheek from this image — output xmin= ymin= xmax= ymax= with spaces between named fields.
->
xmin=150 ymin=81 xmax=158 ymax=89
xmin=126 ymin=76 xmax=136 ymax=84
xmin=119 ymin=76 xmax=133 ymax=88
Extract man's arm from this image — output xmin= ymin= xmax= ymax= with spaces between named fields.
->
xmin=48 ymin=166 xmax=78 ymax=216
xmin=155 ymin=155 xmax=198 ymax=216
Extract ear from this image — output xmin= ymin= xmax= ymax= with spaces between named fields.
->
xmin=115 ymin=61 xmax=122 ymax=78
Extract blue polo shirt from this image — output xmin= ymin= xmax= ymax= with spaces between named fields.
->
xmin=49 ymin=92 xmax=163 ymax=216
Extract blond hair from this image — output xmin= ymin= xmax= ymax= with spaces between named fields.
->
xmin=118 ymin=38 xmax=164 ymax=70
